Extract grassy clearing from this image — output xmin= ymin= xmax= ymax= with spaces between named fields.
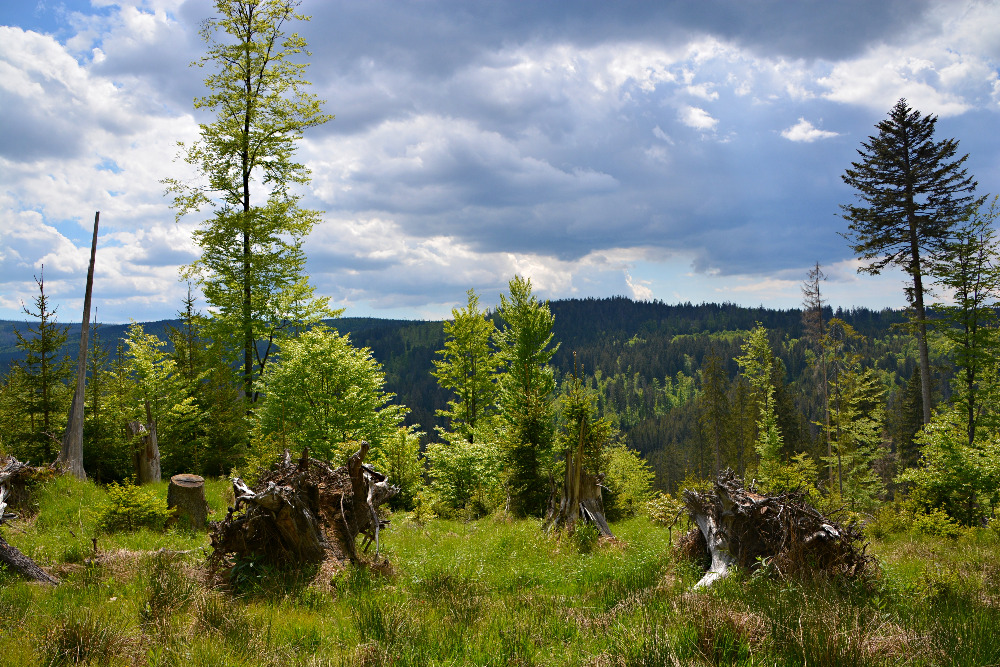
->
xmin=1 ymin=477 xmax=999 ymax=665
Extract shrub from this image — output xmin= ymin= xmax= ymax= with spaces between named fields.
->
xmin=95 ymin=480 xmax=173 ymax=533
xmin=912 ymin=507 xmax=964 ymax=539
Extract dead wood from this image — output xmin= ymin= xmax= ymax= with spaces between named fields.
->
xmin=0 ymin=456 xmax=59 ymax=584
xmin=208 ymin=442 xmax=398 ymax=575
xmin=167 ymin=474 xmax=208 ymax=529
xmin=683 ymin=469 xmax=873 ymax=589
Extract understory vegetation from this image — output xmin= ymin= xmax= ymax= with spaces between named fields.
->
xmin=1 ymin=476 xmax=999 ymax=666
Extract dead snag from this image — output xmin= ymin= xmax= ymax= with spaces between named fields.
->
xmin=546 ymin=470 xmax=613 ymax=538
xmin=683 ymin=469 xmax=872 ymax=589
xmin=208 ymin=442 xmax=399 ymax=574
xmin=0 ymin=457 xmax=58 ymax=584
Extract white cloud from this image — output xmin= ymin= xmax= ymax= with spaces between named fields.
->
xmin=780 ymin=117 xmax=838 ymax=142
xmin=678 ymin=105 xmax=718 ymax=131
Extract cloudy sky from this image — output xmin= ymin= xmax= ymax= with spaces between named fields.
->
xmin=2 ymin=0 xmax=1000 ymax=323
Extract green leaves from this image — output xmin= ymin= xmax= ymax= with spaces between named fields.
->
xmin=252 ymin=326 xmax=409 ymax=466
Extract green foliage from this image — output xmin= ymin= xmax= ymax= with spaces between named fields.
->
xmin=164 ymin=0 xmax=337 ymax=400
xmin=425 ymin=428 xmax=505 ymax=516
xmin=602 ymin=442 xmax=654 ymax=521
xmin=432 ymin=288 xmax=499 ymax=441
xmin=381 ymin=428 xmax=425 ymax=510
xmin=252 ymin=326 xmax=409 ymax=466
xmin=10 ymin=270 xmax=72 ymax=461
xmin=95 ymin=480 xmax=173 ymax=533
xmin=735 ymin=323 xmax=784 ymax=488
xmin=911 ymin=507 xmax=965 ymax=539
xmin=494 ymin=275 xmax=559 ymax=516
xmin=929 ymin=197 xmax=1000 ymax=447
xmin=898 ymin=406 xmax=1000 ymax=526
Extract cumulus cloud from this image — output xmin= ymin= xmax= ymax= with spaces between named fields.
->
xmin=0 ymin=0 xmax=998 ymax=320
xmin=677 ymin=105 xmax=719 ymax=131
xmin=781 ymin=118 xmax=838 ymax=142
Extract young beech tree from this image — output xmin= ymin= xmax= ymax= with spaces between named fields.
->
xmin=495 ymin=276 xmax=559 ymax=517
xmin=252 ymin=326 xmax=410 ymax=469
xmin=929 ymin=198 xmax=1000 ymax=447
xmin=165 ymin=0 xmax=337 ymax=403
xmin=842 ymin=98 xmax=982 ymax=425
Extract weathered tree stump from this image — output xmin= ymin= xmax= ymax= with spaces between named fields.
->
xmin=546 ymin=470 xmax=613 ymax=538
xmin=128 ymin=417 xmax=161 ymax=484
xmin=0 ymin=457 xmax=58 ymax=584
xmin=168 ymin=474 xmax=208 ymax=529
xmin=683 ymin=469 xmax=872 ymax=589
xmin=208 ymin=442 xmax=398 ymax=575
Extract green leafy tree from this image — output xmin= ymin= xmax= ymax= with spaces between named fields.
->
xmin=842 ymin=98 xmax=983 ymax=425
xmin=494 ymin=276 xmax=559 ymax=516
xmin=252 ymin=326 xmax=410 ymax=468
xmin=14 ymin=269 xmax=72 ymax=461
xmin=431 ymin=288 xmax=499 ymax=442
xmin=898 ymin=406 xmax=1000 ymax=526
xmin=425 ymin=428 xmax=505 ymax=516
xmin=165 ymin=0 xmax=337 ymax=402
xmin=735 ymin=323 xmax=783 ymax=488
xmin=929 ymin=198 xmax=1000 ymax=447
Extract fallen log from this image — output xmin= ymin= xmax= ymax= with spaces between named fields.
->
xmin=683 ymin=469 xmax=872 ymax=589
xmin=0 ymin=458 xmax=59 ymax=584
xmin=208 ymin=442 xmax=398 ymax=575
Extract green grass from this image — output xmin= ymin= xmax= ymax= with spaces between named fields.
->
xmin=2 ymin=476 xmax=1000 ymax=665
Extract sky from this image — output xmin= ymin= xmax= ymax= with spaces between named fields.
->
xmin=2 ymin=0 xmax=1000 ymax=323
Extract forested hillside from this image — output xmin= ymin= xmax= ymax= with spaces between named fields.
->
xmin=0 ymin=297 xmax=922 ymax=494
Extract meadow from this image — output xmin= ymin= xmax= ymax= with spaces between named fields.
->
xmin=1 ymin=476 xmax=999 ymax=666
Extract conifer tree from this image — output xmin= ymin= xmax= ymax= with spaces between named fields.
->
xmin=495 ymin=276 xmax=559 ymax=516
xmin=842 ymin=98 xmax=982 ymax=425
xmin=14 ymin=269 xmax=72 ymax=461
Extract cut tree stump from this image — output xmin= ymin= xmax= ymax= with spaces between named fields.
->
xmin=683 ymin=469 xmax=873 ymax=589
xmin=168 ymin=474 xmax=208 ymax=529
xmin=208 ymin=442 xmax=398 ymax=575
xmin=0 ymin=457 xmax=58 ymax=585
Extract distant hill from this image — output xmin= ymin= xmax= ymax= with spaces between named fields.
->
xmin=1 ymin=298 xmax=915 ymax=491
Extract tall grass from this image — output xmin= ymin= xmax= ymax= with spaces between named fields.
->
xmin=2 ymin=475 xmax=1000 ymax=665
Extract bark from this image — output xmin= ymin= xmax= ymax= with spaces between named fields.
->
xmin=209 ymin=443 xmax=399 ymax=574
xmin=129 ymin=413 xmax=161 ymax=484
xmin=683 ymin=469 xmax=872 ymax=589
xmin=0 ymin=460 xmax=58 ymax=584
xmin=57 ymin=211 xmax=98 ymax=480
xmin=546 ymin=463 xmax=613 ymax=537
xmin=167 ymin=474 xmax=208 ymax=529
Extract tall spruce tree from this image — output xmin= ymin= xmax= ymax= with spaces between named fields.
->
xmin=495 ymin=276 xmax=559 ymax=516
xmin=15 ymin=269 xmax=72 ymax=461
xmin=431 ymin=288 xmax=499 ymax=442
xmin=165 ymin=0 xmax=336 ymax=403
xmin=842 ymin=98 xmax=982 ymax=425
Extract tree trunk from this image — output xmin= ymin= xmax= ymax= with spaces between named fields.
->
xmin=129 ymin=417 xmax=161 ymax=484
xmin=683 ymin=469 xmax=872 ymax=589
xmin=545 ymin=451 xmax=613 ymax=537
xmin=57 ymin=211 xmax=99 ymax=480
xmin=209 ymin=443 xmax=398 ymax=575
xmin=168 ymin=474 xmax=208 ymax=529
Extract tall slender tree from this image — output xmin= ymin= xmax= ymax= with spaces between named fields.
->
xmin=165 ymin=0 xmax=336 ymax=403
xmin=801 ymin=262 xmax=832 ymax=486
xmin=842 ymin=98 xmax=982 ymax=425
xmin=431 ymin=288 xmax=499 ymax=442
xmin=15 ymin=269 xmax=72 ymax=461
xmin=495 ymin=276 xmax=559 ymax=516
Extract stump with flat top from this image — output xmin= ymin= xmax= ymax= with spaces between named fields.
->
xmin=167 ymin=473 xmax=208 ymax=529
